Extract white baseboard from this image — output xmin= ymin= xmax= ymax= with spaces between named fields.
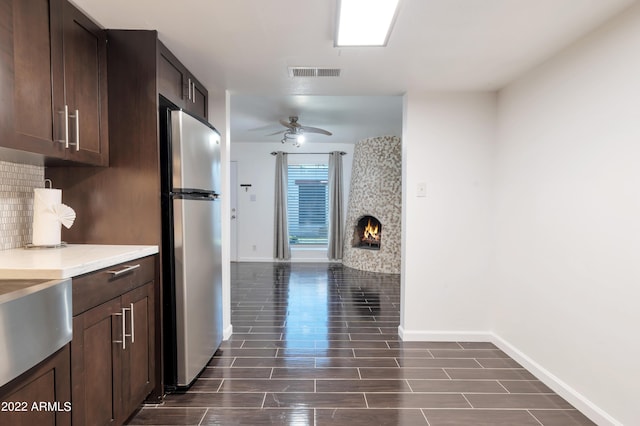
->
xmin=236 ymin=257 xmax=276 ymax=262
xmin=236 ymin=257 xmax=341 ymax=263
xmin=288 ymin=258 xmax=337 ymax=263
xmin=222 ymin=324 xmax=233 ymax=340
xmin=398 ymin=326 xmax=492 ymax=342
xmin=398 ymin=327 xmax=621 ymax=426
xmin=492 ymin=333 xmax=621 ymax=426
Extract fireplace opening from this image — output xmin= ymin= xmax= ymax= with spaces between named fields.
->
xmin=353 ymin=215 xmax=382 ymax=250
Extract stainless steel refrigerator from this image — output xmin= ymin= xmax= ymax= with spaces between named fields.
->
xmin=161 ymin=107 xmax=223 ymax=389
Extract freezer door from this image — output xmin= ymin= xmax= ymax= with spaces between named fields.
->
xmin=171 ymin=110 xmax=220 ymax=193
xmin=173 ymin=197 xmax=223 ymax=386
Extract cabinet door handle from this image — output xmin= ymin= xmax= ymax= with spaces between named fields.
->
xmin=106 ymin=264 xmax=141 ymax=277
xmin=192 ymin=82 xmax=196 ymax=104
xmin=112 ymin=303 xmax=134 ymax=349
xmin=187 ymin=78 xmax=192 ymax=100
xmin=56 ymin=105 xmax=69 ymax=148
xmin=128 ymin=302 xmax=135 ymax=343
xmin=122 ymin=306 xmax=132 ymax=347
xmin=112 ymin=310 xmax=126 ymax=350
xmin=68 ymin=109 xmax=80 ymax=151
xmin=75 ymin=109 xmax=80 ymax=151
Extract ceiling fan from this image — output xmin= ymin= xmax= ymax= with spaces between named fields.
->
xmin=269 ymin=116 xmax=332 ymax=147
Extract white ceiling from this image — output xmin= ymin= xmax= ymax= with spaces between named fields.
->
xmin=72 ymin=0 xmax=634 ymax=144
xmin=230 ymin=95 xmax=403 ymax=145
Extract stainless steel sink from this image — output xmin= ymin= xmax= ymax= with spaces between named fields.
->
xmin=0 ymin=278 xmax=72 ymax=387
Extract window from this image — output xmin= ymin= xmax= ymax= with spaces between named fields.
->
xmin=287 ymin=164 xmax=329 ymax=246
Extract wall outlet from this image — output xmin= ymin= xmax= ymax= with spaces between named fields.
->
xmin=252 ymin=245 xmax=257 ymax=251
xmin=417 ymin=182 xmax=427 ymax=197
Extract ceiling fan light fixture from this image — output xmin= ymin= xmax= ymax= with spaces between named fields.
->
xmin=281 ymin=129 xmax=305 ymax=147
xmin=277 ymin=116 xmax=331 ymax=147
xmin=335 ymin=0 xmax=400 ymax=47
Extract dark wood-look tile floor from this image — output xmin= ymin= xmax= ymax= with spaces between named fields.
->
xmin=126 ymin=263 xmax=596 ymax=425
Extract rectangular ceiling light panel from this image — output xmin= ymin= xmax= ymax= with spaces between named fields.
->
xmin=335 ymin=0 xmax=400 ymax=47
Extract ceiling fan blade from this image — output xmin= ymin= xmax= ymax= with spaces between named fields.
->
xmin=279 ymin=118 xmax=299 ymax=129
xmin=300 ymin=125 xmax=332 ymax=136
xmin=265 ymin=130 xmax=284 ymax=136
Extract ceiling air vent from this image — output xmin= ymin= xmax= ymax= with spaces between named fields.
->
xmin=288 ymin=67 xmax=341 ymax=78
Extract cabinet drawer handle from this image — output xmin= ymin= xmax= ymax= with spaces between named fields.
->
xmin=106 ymin=264 xmax=141 ymax=277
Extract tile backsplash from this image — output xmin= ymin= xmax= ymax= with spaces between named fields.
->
xmin=0 ymin=160 xmax=45 ymax=250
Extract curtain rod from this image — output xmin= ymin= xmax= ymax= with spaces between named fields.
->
xmin=270 ymin=151 xmax=346 ymax=155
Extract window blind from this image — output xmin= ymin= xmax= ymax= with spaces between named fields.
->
xmin=287 ymin=164 xmax=329 ymax=245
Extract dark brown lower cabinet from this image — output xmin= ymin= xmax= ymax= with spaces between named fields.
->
xmin=0 ymin=345 xmax=72 ymax=426
xmin=0 ymin=256 xmax=157 ymax=426
xmin=71 ymin=257 xmax=156 ymax=426
xmin=121 ymin=284 xmax=155 ymax=419
xmin=71 ymin=297 xmax=121 ymax=425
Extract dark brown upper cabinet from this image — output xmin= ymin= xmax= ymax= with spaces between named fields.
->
xmin=189 ymin=76 xmax=207 ymax=119
xmin=0 ymin=0 xmax=13 ymax=147
xmin=157 ymin=42 xmax=208 ymax=120
xmin=60 ymin=0 xmax=109 ymax=165
xmin=1 ymin=0 xmax=108 ymax=165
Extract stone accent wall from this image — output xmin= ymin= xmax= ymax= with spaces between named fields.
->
xmin=0 ymin=160 xmax=45 ymax=250
xmin=342 ymin=136 xmax=401 ymax=273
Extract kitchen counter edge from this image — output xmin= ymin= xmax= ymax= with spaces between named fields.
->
xmin=0 ymin=244 xmax=159 ymax=279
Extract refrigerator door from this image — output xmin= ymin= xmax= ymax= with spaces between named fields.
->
xmin=171 ymin=110 xmax=221 ymax=193
xmin=172 ymin=195 xmax=223 ymax=386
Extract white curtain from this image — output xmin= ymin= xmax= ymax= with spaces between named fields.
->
xmin=273 ymin=151 xmax=290 ymax=260
xmin=327 ymin=151 xmax=344 ymax=260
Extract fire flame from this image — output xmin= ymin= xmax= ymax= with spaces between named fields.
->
xmin=363 ymin=218 xmax=380 ymax=241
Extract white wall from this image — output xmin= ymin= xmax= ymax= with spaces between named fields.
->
xmin=401 ymin=92 xmax=496 ymax=339
xmin=207 ymin=88 xmax=233 ymax=338
xmin=401 ymin=6 xmax=640 ymax=423
xmin=493 ymin=4 xmax=640 ymax=425
xmin=230 ymin=142 xmax=354 ymax=261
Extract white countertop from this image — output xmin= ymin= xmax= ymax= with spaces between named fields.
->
xmin=0 ymin=244 xmax=158 ymax=279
